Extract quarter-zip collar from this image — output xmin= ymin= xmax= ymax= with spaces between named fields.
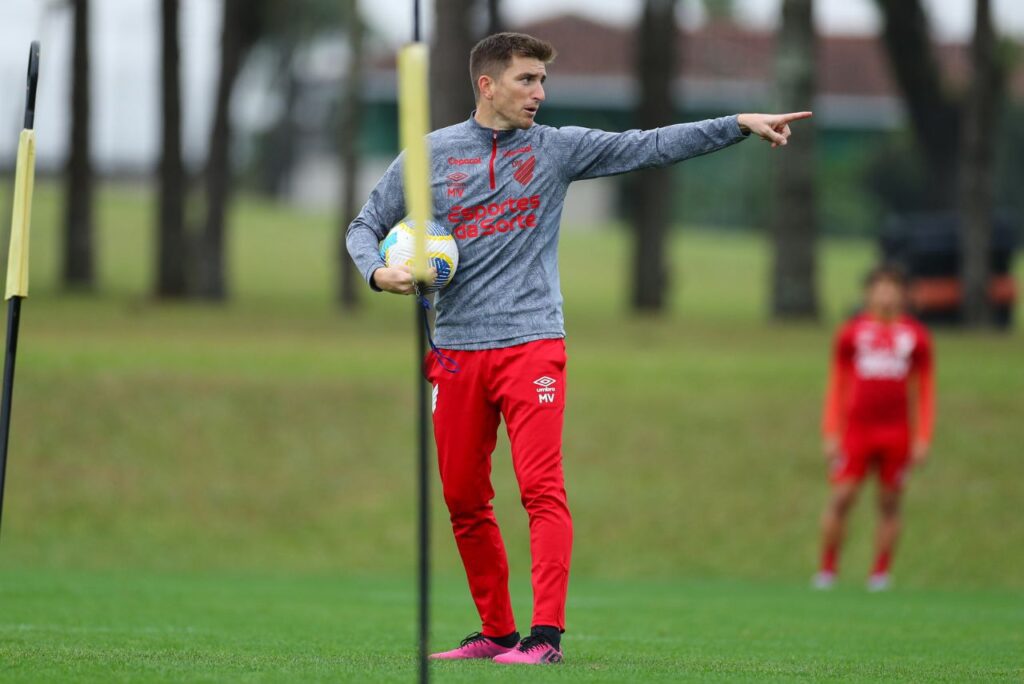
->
xmin=465 ymin=111 xmax=528 ymax=190
xmin=466 ymin=110 xmax=527 ymax=144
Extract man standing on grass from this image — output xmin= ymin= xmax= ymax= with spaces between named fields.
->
xmin=815 ymin=266 xmax=935 ymax=591
xmin=347 ymin=32 xmax=811 ymax=665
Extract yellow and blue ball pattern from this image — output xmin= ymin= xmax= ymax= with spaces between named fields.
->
xmin=379 ymin=219 xmax=459 ymax=293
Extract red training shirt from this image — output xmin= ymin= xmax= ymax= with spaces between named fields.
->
xmin=822 ymin=313 xmax=935 ymax=444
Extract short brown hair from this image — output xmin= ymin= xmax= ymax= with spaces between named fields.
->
xmin=864 ymin=264 xmax=908 ymax=289
xmin=469 ymin=32 xmax=556 ymax=99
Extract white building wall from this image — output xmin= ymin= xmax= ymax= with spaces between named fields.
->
xmin=0 ymin=0 xmax=220 ymax=172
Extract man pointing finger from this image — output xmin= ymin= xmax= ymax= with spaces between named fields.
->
xmin=347 ymin=32 xmax=812 ymax=666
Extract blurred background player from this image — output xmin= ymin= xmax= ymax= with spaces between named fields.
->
xmin=815 ymin=265 xmax=935 ymax=591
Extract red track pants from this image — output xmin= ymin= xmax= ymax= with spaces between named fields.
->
xmin=424 ymin=338 xmax=573 ymax=635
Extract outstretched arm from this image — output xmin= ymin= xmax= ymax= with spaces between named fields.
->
xmin=737 ymin=111 xmax=814 ymax=148
xmin=558 ymin=111 xmax=814 ymax=182
xmin=557 ymin=116 xmax=744 ymax=181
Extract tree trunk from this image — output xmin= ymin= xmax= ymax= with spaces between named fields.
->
xmin=431 ymin=0 xmax=476 ymax=129
xmin=157 ymin=0 xmax=188 ymax=298
xmin=486 ymin=0 xmax=503 ymax=35
xmin=959 ymin=0 xmax=1002 ymax=327
xmin=64 ymin=0 xmax=94 ymax=290
xmin=261 ymin=42 xmax=299 ymax=198
xmin=194 ymin=0 xmax=247 ymax=300
xmin=338 ymin=0 xmax=365 ymax=309
xmin=702 ymin=0 xmax=737 ymax=22
xmin=631 ymin=0 xmax=677 ymax=312
xmin=875 ymin=0 xmax=962 ymax=209
xmin=770 ymin=0 xmax=819 ymax=320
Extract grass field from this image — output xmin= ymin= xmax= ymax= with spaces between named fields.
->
xmin=0 ymin=184 xmax=1021 ymax=681
xmin=2 ymin=572 xmax=1020 ymax=682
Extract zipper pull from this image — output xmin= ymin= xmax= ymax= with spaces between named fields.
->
xmin=489 ymin=130 xmax=499 ymax=190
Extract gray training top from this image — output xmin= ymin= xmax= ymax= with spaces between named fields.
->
xmin=347 ymin=114 xmax=748 ymax=350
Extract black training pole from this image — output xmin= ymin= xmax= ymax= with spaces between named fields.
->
xmin=410 ymin=3 xmax=430 ymax=683
xmin=0 ymin=299 xmax=22 ymax=540
xmin=0 ymin=41 xmax=40 ymax=541
xmin=413 ymin=0 xmax=422 ymax=49
xmin=416 ymin=274 xmax=429 ymax=684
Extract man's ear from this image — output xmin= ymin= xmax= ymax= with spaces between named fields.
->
xmin=477 ymin=74 xmax=494 ymax=100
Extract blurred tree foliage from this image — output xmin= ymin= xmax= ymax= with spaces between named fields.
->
xmin=993 ymin=102 xmax=1024 ymax=218
xmin=192 ymin=0 xmax=349 ymax=300
xmin=702 ymin=0 xmax=736 ymax=22
xmin=865 ymin=0 xmax=1016 ymax=223
xmin=862 ymin=133 xmax=929 ymax=218
xmin=253 ymin=0 xmax=350 ymax=198
xmin=869 ymin=0 xmax=1014 ymax=328
xmin=873 ymin=0 xmax=963 ymax=211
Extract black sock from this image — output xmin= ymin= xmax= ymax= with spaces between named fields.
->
xmin=530 ymin=625 xmax=562 ymax=649
xmin=486 ymin=631 xmax=520 ymax=648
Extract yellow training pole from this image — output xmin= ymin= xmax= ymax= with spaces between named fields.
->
xmin=6 ymin=129 xmax=36 ymax=301
xmin=398 ymin=3 xmax=432 ymax=680
xmin=0 ymin=41 xmax=40 ymax=540
xmin=398 ymin=42 xmax=431 ymax=282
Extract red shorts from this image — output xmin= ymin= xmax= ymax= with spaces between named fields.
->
xmin=832 ymin=424 xmax=911 ymax=490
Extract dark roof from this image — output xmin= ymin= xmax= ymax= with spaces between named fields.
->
xmin=367 ymin=14 xmax=1023 ymax=122
xmin=517 ymin=14 xmax=975 ymax=98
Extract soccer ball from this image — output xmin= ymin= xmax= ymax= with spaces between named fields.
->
xmin=379 ymin=219 xmax=459 ymax=293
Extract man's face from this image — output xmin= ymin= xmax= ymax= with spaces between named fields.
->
xmin=480 ymin=55 xmax=547 ymax=129
xmin=866 ymin=279 xmax=905 ymax=319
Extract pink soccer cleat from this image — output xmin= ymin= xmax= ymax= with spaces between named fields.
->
xmin=492 ymin=634 xmax=563 ymax=665
xmin=429 ymin=632 xmax=518 ymax=660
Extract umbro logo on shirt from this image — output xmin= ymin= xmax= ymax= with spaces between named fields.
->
xmin=446 ymin=172 xmax=469 ymax=198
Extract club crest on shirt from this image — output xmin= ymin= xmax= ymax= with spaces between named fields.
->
xmin=513 ymin=156 xmax=536 ymax=186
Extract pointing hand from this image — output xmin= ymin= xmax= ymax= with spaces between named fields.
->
xmin=737 ymin=111 xmax=813 ymax=148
